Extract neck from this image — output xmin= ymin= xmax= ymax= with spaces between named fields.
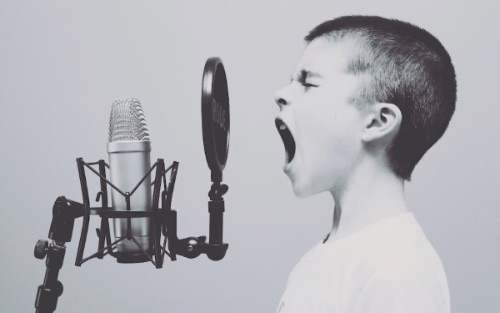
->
xmin=326 ymin=159 xmax=408 ymax=243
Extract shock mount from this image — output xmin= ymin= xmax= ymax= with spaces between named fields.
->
xmin=34 ymin=158 xmax=228 ymax=313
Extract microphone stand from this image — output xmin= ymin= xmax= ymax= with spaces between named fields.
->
xmin=34 ymin=197 xmax=83 ymax=313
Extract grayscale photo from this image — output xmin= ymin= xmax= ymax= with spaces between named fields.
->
xmin=0 ymin=1 xmax=498 ymax=312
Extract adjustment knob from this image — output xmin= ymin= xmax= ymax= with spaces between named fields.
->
xmin=54 ymin=280 xmax=64 ymax=297
xmin=34 ymin=240 xmax=49 ymax=259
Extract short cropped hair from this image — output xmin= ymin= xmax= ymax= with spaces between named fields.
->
xmin=305 ymin=16 xmax=456 ymax=180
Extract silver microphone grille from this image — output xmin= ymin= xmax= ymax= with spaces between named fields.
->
xmin=109 ymin=98 xmax=150 ymax=142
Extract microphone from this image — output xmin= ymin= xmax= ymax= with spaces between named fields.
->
xmin=107 ymin=98 xmax=152 ymax=263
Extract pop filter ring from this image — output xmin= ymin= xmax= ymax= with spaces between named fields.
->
xmin=201 ymin=57 xmax=230 ymax=183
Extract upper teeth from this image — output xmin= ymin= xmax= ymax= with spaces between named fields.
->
xmin=279 ymin=124 xmax=287 ymax=131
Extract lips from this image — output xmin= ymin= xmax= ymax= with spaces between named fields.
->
xmin=275 ymin=118 xmax=296 ymax=164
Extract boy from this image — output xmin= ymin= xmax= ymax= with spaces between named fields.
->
xmin=274 ymin=16 xmax=456 ymax=313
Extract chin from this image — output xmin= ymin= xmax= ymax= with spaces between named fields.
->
xmin=293 ymin=188 xmax=311 ymax=198
xmin=291 ymin=180 xmax=318 ymax=199
xmin=290 ymin=176 xmax=334 ymax=199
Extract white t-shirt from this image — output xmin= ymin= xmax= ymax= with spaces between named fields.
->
xmin=276 ymin=213 xmax=449 ymax=313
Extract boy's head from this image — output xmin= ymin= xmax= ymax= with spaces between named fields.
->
xmin=275 ymin=16 xmax=456 ymax=196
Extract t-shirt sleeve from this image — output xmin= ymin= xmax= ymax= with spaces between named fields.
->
xmin=352 ymin=262 xmax=449 ymax=313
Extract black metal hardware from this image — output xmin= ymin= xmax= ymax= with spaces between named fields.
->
xmin=34 ymin=157 xmax=229 ymax=312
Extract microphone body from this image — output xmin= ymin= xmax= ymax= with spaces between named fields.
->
xmin=107 ymin=99 xmax=152 ymax=258
xmin=108 ymin=141 xmax=152 ymax=253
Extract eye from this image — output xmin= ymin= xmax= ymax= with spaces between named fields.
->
xmin=291 ymin=70 xmax=319 ymax=90
xmin=298 ymin=75 xmax=317 ymax=89
xmin=300 ymin=81 xmax=318 ymax=89
xmin=302 ymin=82 xmax=317 ymax=88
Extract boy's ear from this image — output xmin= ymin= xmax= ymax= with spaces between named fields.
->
xmin=362 ymin=103 xmax=402 ymax=143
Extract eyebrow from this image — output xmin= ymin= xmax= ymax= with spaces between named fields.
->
xmin=291 ymin=69 xmax=323 ymax=82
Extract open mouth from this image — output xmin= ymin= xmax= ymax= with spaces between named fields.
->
xmin=275 ymin=118 xmax=296 ymax=164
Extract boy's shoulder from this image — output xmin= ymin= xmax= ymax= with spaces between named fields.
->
xmin=361 ymin=213 xmax=442 ymax=268
xmin=352 ymin=214 xmax=450 ymax=311
xmin=347 ymin=213 xmax=449 ymax=311
xmin=293 ymin=213 xmax=445 ymax=278
xmin=335 ymin=213 xmax=446 ymax=283
xmin=279 ymin=213 xmax=450 ymax=312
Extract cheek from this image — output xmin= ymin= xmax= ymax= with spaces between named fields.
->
xmin=294 ymin=98 xmax=337 ymax=138
xmin=299 ymin=109 xmax=362 ymax=171
xmin=294 ymin=103 xmax=346 ymax=154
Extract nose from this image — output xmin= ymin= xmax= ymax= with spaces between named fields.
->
xmin=274 ymin=86 xmax=290 ymax=109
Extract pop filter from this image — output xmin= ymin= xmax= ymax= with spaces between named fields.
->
xmin=201 ymin=57 xmax=230 ymax=183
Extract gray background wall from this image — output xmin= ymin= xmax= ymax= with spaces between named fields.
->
xmin=1 ymin=0 xmax=498 ymax=312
